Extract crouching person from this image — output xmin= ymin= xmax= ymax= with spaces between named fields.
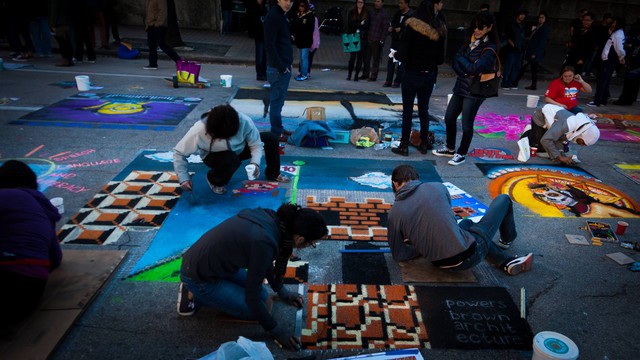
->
xmin=529 ymin=104 xmax=600 ymax=165
xmin=177 ymin=203 xmax=327 ymax=351
xmin=387 ymin=165 xmax=533 ymax=276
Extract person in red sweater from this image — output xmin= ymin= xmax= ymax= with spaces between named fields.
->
xmin=544 ymin=66 xmax=592 ymax=114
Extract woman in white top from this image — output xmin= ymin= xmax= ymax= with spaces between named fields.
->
xmin=588 ymin=16 xmax=626 ymax=107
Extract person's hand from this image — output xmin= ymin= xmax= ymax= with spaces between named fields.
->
xmin=251 ymin=163 xmax=261 ymax=178
xmin=573 ymin=74 xmax=583 ymax=82
xmin=180 ymin=180 xmax=193 ymax=191
xmin=269 ymin=325 xmax=301 ymax=351
xmin=557 ymin=155 xmax=575 ymax=165
xmin=277 ymin=287 xmax=304 ymax=308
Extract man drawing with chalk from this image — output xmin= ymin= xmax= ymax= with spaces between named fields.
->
xmin=387 ymin=164 xmax=534 ymax=275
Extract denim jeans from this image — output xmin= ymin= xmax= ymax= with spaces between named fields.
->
xmin=400 ymin=70 xmax=436 ymax=145
xmin=29 ymin=17 xmax=52 ymax=56
xmin=501 ymin=48 xmax=523 ymax=87
xmin=298 ymin=48 xmax=309 ymax=76
xmin=267 ymin=66 xmax=291 ymax=135
xmin=222 ymin=10 xmax=233 ymax=34
xmin=451 ymin=194 xmax=516 ymax=271
xmin=444 ymin=94 xmax=484 ymax=155
xmin=181 ymin=269 xmax=268 ymax=320
xmin=202 ymin=132 xmax=281 ymax=185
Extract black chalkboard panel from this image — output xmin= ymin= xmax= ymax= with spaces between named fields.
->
xmin=415 ymin=286 xmax=533 ymax=350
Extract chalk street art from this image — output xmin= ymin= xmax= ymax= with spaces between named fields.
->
xmin=11 ymin=93 xmax=201 ymax=130
xmin=476 ymin=163 xmax=640 ymax=218
xmin=474 ymin=113 xmax=531 ymax=141
xmin=0 ymin=145 xmax=120 ymax=193
xmin=467 ymin=147 xmax=514 ymax=161
xmin=592 ymin=114 xmax=640 ymax=143
xmin=613 ymin=164 xmax=640 ymax=185
xmin=229 ymin=87 xmax=446 ymax=135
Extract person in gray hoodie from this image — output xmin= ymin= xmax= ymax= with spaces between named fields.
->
xmin=387 ymin=165 xmax=533 ymax=275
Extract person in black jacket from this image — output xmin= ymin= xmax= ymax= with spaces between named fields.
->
xmin=391 ymin=0 xmax=446 ymax=156
xmin=345 ymin=0 xmax=370 ymax=81
xmin=291 ymin=0 xmax=315 ymax=81
xmin=518 ymin=11 xmax=550 ymax=90
xmin=432 ymin=11 xmax=500 ymax=166
xmin=246 ymin=0 xmax=268 ymax=81
xmin=264 ymin=0 xmax=294 ymax=138
xmin=383 ymin=0 xmax=413 ymax=88
xmin=178 ymin=203 xmax=327 ymax=351
xmin=500 ymin=9 xmax=526 ymax=89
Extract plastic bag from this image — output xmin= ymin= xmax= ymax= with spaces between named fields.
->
xmin=199 ymin=336 xmax=274 ymax=360
xmin=517 ymin=136 xmax=530 ymax=162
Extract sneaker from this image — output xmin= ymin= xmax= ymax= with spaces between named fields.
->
xmin=143 ymin=65 xmax=158 ymax=70
xmin=294 ymin=75 xmax=308 ymax=81
xmin=177 ymin=283 xmax=196 ymax=316
xmin=11 ymin=54 xmax=28 ymax=62
xmin=586 ymin=101 xmax=599 ymax=107
xmin=432 ymin=146 xmax=455 ymax=157
xmin=502 ymin=253 xmax=533 ymax=276
xmin=448 ymin=153 xmax=466 ymax=166
xmin=497 ymin=238 xmax=512 ymax=249
xmin=205 ymin=176 xmax=227 ymax=194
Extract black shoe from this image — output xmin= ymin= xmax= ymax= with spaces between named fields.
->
xmin=257 ymin=75 xmax=267 ymax=81
xmin=391 ymin=144 xmax=409 ymax=156
xmin=525 ymin=85 xmax=536 ymax=90
xmin=177 ymin=283 xmax=197 ymax=316
xmin=346 ymin=76 xmax=351 ymax=81
xmin=353 ymin=76 xmax=358 ymax=82
xmin=359 ymin=74 xmax=369 ymax=80
xmin=417 ymin=142 xmax=433 ymax=154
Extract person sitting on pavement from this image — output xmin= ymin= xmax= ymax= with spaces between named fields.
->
xmin=544 ymin=66 xmax=592 ymax=114
xmin=173 ymin=104 xmax=290 ymax=195
xmin=387 ymin=164 xmax=533 ymax=276
xmin=531 ymin=104 xmax=600 ymax=165
xmin=177 ymin=203 xmax=328 ymax=351
xmin=0 ymin=160 xmax=63 ymax=337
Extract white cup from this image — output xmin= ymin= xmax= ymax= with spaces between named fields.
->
xmin=50 ymin=197 xmax=64 ymax=214
xmin=220 ymin=75 xmax=233 ymax=88
xmin=75 ymin=75 xmax=91 ymax=91
xmin=447 ymin=93 xmax=453 ymax=105
xmin=245 ymin=164 xmax=257 ymax=180
xmin=526 ymin=95 xmax=540 ymax=108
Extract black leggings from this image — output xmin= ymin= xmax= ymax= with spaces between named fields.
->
xmin=202 ymin=132 xmax=281 ymax=186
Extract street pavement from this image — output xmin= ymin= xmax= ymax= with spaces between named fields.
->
xmin=0 ymin=26 xmax=639 ymax=360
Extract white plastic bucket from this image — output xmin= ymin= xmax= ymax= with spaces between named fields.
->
xmin=75 ymin=75 xmax=91 ymax=91
xmin=532 ymin=331 xmax=579 ymax=360
xmin=220 ymin=75 xmax=233 ymax=88
xmin=527 ymin=95 xmax=540 ymax=108
xmin=50 ymin=197 xmax=64 ymax=214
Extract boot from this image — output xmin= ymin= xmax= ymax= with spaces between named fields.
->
xmin=346 ymin=72 xmax=352 ymax=81
xmin=391 ymin=142 xmax=409 ymax=156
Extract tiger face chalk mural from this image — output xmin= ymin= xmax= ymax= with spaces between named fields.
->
xmin=476 ymin=164 xmax=640 ymax=218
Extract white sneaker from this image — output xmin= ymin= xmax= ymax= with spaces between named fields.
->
xmin=448 ymin=154 xmax=466 ymax=166
xmin=432 ymin=146 xmax=455 ymax=157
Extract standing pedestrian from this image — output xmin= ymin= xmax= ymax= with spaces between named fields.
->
xmin=384 ymin=0 xmax=413 ymax=88
xmin=264 ymin=0 xmax=294 ymax=138
xmin=501 ymin=9 xmax=526 ymax=89
xmin=589 ymin=16 xmax=626 ymax=107
xmin=432 ymin=12 xmax=500 ymax=166
xmin=292 ymin=0 xmax=314 ymax=81
xmin=519 ymin=11 xmax=549 ymax=91
xmin=345 ymin=0 xmax=370 ymax=81
xmin=361 ymin=0 xmax=389 ymax=81
xmin=246 ymin=0 xmax=268 ymax=81
xmin=391 ymin=0 xmax=446 ymax=156
xmin=144 ymin=0 xmax=181 ymax=70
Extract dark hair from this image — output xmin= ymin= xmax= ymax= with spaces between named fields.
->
xmin=298 ymin=0 xmax=309 ymax=12
xmin=515 ymin=9 xmax=528 ymax=17
xmin=351 ymin=0 xmax=368 ymax=21
xmin=539 ymin=11 xmax=547 ymax=18
xmin=0 ymin=160 xmax=39 ymax=190
xmin=611 ymin=16 xmax=626 ymax=32
xmin=277 ymin=203 xmax=328 ymax=242
xmin=414 ymin=0 xmax=437 ymax=24
xmin=391 ymin=165 xmax=419 ymax=184
xmin=468 ymin=12 xmax=500 ymax=49
xmin=561 ymin=65 xmax=576 ymax=75
xmin=480 ymin=3 xmax=490 ymax=11
xmin=582 ymin=11 xmax=594 ymax=20
xmin=203 ymin=104 xmax=240 ymax=146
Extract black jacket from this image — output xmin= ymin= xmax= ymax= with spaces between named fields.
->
xmin=452 ymin=37 xmax=498 ymax=98
xmin=292 ymin=11 xmax=315 ymax=49
xmin=264 ymin=4 xmax=293 ymax=72
xmin=246 ymin=1 xmax=267 ymax=41
xmin=389 ymin=8 xmax=413 ymax=48
xmin=347 ymin=8 xmax=369 ymax=41
xmin=395 ymin=16 xmax=445 ymax=72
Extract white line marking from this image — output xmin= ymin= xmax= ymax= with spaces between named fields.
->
xmin=14 ymin=68 xmax=166 ymax=79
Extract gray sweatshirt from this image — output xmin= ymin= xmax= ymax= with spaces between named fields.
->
xmin=387 ymin=180 xmax=476 ymax=263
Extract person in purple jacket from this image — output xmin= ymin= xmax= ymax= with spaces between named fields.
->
xmin=0 ymin=160 xmax=62 ymax=337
